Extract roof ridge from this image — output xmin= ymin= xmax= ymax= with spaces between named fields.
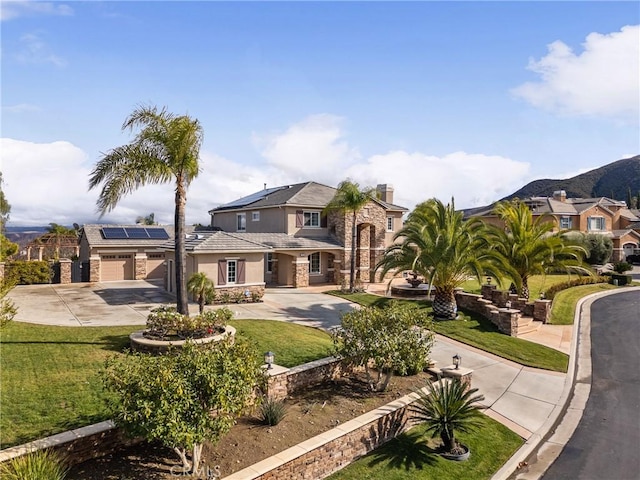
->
xmin=222 ymin=231 xmax=274 ymax=249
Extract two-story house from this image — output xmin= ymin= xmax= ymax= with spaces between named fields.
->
xmin=468 ymin=191 xmax=640 ymax=262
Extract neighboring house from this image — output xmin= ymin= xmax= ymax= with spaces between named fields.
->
xmin=206 ymin=181 xmax=408 ymax=288
xmin=79 ymin=224 xmax=173 ymax=282
xmin=467 ymin=191 xmax=640 ymax=262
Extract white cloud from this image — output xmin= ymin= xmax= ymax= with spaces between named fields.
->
xmin=15 ymin=33 xmax=66 ymax=67
xmin=1 ymin=1 xmax=73 ymax=21
xmin=2 ymin=103 xmax=41 ymax=114
xmin=512 ymin=25 xmax=640 ymax=122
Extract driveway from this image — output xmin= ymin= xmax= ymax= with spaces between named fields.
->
xmin=6 ymin=281 xmax=354 ymax=330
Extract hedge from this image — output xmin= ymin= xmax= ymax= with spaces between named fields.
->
xmin=543 ymin=276 xmax=608 ymax=300
xmin=4 ymin=260 xmax=52 ymax=285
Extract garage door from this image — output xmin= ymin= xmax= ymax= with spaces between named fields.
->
xmin=101 ymin=254 xmax=133 ymax=281
xmin=146 ymin=253 xmax=166 ymax=279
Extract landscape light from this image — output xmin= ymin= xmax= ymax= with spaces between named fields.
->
xmin=264 ymin=351 xmax=275 ymax=370
xmin=453 ymin=354 xmax=461 ymax=370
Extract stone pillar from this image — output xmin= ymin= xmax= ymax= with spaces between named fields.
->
xmin=481 ymin=284 xmax=497 ymax=300
xmin=270 ymin=258 xmax=279 ymax=285
xmin=89 ymin=255 xmax=101 ymax=283
xmin=134 ymin=254 xmax=147 ymax=280
xmin=38 ymin=246 xmax=44 ymax=261
xmin=358 ymin=224 xmax=370 ymax=282
xmin=332 ymin=259 xmax=342 ymax=285
xmin=440 ymin=366 xmax=474 ymax=390
xmin=533 ymin=299 xmax=552 ymax=324
xmin=292 ymin=259 xmax=309 ymax=288
xmin=59 ymin=258 xmax=72 ymax=284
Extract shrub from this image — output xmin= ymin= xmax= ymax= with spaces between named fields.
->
xmin=582 ymin=234 xmax=613 ymax=265
xmin=4 ymin=261 xmax=51 ymax=285
xmin=0 ymin=449 xmax=68 ymax=480
xmin=543 ymin=276 xmax=608 ymax=300
xmin=610 ymin=273 xmax=632 ymax=286
xmin=219 ymin=292 xmax=231 ymax=304
xmin=613 ymin=261 xmax=632 ymax=274
xmin=258 ymin=396 xmax=287 ymax=426
xmin=626 ymin=254 xmax=640 ymax=265
xmin=0 ymin=280 xmax=17 ymax=328
xmin=251 ymin=290 xmax=263 ymax=303
xmin=144 ymin=306 xmax=232 ymax=340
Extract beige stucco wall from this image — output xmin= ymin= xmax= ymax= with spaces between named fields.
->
xmin=284 ymin=206 xmax=329 ymax=237
xmin=278 ymin=254 xmax=294 ymax=285
xmin=188 ymin=252 xmax=265 ymax=286
xmin=211 ymin=208 xmax=288 ymax=233
xmin=384 ymin=211 xmax=404 ymax=245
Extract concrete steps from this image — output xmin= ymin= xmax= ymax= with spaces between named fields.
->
xmin=517 ymin=316 xmax=543 ymax=336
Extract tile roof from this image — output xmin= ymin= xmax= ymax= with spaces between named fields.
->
xmin=165 ymin=232 xmax=342 ymax=252
xmin=81 ymin=224 xmax=174 ymax=247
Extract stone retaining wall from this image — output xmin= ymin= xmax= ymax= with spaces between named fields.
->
xmin=266 ymin=357 xmax=351 ymax=400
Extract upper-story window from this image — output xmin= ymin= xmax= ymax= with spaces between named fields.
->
xmin=252 ymin=211 xmax=260 ymax=222
xmin=237 ymin=213 xmax=246 ymax=232
xmin=304 ymin=211 xmax=320 ymax=228
xmin=387 ymin=216 xmax=394 ymax=232
xmin=587 ymin=216 xmax=605 ymax=231
xmin=559 ymin=216 xmax=573 ymax=229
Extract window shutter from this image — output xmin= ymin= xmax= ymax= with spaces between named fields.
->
xmin=321 ymin=212 xmax=327 ymax=228
xmin=238 ymin=259 xmax=246 ymax=284
xmin=296 ymin=210 xmax=304 ymax=228
xmin=218 ymin=260 xmax=227 ymax=285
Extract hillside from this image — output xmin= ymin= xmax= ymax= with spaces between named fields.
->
xmin=503 ymin=155 xmax=640 ymax=201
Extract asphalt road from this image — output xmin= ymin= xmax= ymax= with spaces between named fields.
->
xmin=542 ymin=290 xmax=640 ymax=480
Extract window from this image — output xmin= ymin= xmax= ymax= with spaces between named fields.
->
xmin=252 ymin=211 xmax=260 ymax=222
xmin=266 ymin=252 xmax=273 ymax=273
xmin=559 ymin=216 xmax=573 ymax=229
xmin=387 ymin=216 xmax=394 ymax=232
xmin=304 ymin=211 xmax=320 ymax=227
xmin=237 ymin=213 xmax=246 ymax=232
xmin=587 ymin=216 xmax=605 ymax=231
xmin=227 ymin=260 xmax=237 ymax=283
xmin=308 ymin=252 xmax=321 ymax=274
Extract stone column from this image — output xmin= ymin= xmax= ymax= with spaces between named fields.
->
xmin=134 ymin=253 xmax=147 ymax=280
xmin=271 ymin=257 xmax=279 ymax=285
xmin=89 ymin=255 xmax=101 ymax=283
xmin=292 ymin=259 xmax=309 ymax=288
xmin=59 ymin=258 xmax=72 ymax=284
xmin=440 ymin=366 xmax=474 ymax=390
xmin=533 ymin=299 xmax=552 ymax=324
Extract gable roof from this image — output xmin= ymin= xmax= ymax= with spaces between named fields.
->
xmin=466 ymin=196 xmax=630 ymax=218
xmin=81 ymin=224 xmax=174 ymax=247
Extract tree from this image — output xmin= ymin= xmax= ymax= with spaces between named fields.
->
xmin=102 ymin=338 xmax=263 ymax=475
xmin=33 ymin=223 xmax=79 ymax=260
xmin=0 ymin=280 xmax=17 ymax=328
xmin=136 ymin=212 xmax=156 ymax=225
xmin=410 ymin=379 xmax=485 ymax=454
xmin=89 ymin=105 xmax=203 ymax=315
xmin=582 ymin=233 xmax=613 ymax=265
xmin=332 ymin=302 xmax=435 ymax=392
xmin=0 ymin=234 xmax=18 ymax=261
xmin=187 ymin=272 xmax=215 ymax=314
xmin=376 ymin=198 xmax=506 ymax=319
xmin=324 ymin=180 xmax=378 ymax=292
xmin=0 ymin=172 xmax=10 ymax=232
xmin=483 ymin=201 xmax=591 ymax=298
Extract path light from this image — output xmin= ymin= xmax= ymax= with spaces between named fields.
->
xmin=453 ymin=354 xmax=461 ymax=370
xmin=486 ymin=276 xmax=492 ymax=285
xmin=505 ymin=301 xmax=512 ymax=309
xmin=264 ymin=351 xmax=275 ymax=370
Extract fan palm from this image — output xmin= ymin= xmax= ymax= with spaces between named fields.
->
xmin=187 ymin=272 xmax=215 ymax=314
xmin=89 ymin=105 xmax=203 ymax=314
xmin=376 ymin=198 xmax=506 ymax=319
xmin=324 ymin=180 xmax=378 ymax=292
xmin=410 ymin=379 xmax=485 ymax=454
xmin=484 ymin=201 xmax=591 ymax=299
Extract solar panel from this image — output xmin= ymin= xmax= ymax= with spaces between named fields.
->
xmin=101 ymin=227 xmax=127 ymax=239
xmin=219 ymin=186 xmax=287 ymax=209
xmin=124 ymin=227 xmax=150 ymax=239
xmin=146 ymin=228 xmax=170 ymax=240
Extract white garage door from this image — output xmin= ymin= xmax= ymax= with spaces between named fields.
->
xmin=146 ymin=253 xmax=166 ymax=279
xmin=101 ymin=254 xmax=133 ymax=281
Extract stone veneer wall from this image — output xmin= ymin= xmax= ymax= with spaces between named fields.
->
xmin=266 ymin=357 xmax=351 ymax=400
xmin=134 ymin=254 xmax=146 ymax=280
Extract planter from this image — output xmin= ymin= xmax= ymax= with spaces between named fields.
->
xmin=440 ymin=443 xmax=470 ymax=461
xmin=129 ymin=325 xmax=236 ymax=354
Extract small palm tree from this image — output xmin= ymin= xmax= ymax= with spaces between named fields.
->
xmin=484 ymin=201 xmax=591 ymax=299
xmin=89 ymin=105 xmax=203 ymax=315
xmin=187 ymin=272 xmax=215 ymax=314
xmin=376 ymin=198 xmax=507 ymax=319
xmin=324 ymin=180 xmax=378 ymax=292
xmin=410 ymin=379 xmax=485 ymax=454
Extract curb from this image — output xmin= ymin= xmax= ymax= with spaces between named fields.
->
xmin=491 ymin=286 xmax=637 ymax=480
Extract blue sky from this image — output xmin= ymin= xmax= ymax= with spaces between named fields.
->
xmin=1 ymin=1 xmax=638 ymax=226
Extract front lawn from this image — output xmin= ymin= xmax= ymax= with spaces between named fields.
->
xmin=0 ymin=320 xmax=332 ymax=449
xmin=329 ymin=292 xmax=568 ymax=372
xmin=548 ymin=283 xmax=617 ymax=325
xmin=327 ymin=415 xmax=523 ymax=480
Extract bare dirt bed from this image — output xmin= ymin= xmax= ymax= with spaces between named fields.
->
xmin=67 ymin=371 xmax=434 ymax=480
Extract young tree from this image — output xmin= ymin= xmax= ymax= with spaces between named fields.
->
xmin=102 ymin=338 xmax=263 ymax=475
xmin=582 ymin=233 xmax=614 ymax=265
xmin=332 ymin=302 xmax=435 ymax=392
xmin=187 ymin=272 xmax=215 ymax=314
xmin=0 ymin=280 xmax=17 ymax=328
xmin=89 ymin=105 xmax=203 ymax=315
xmin=484 ymin=201 xmax=592 ymax=298
xmin=324 ymin=180 xmax=378 ymax=292
xmin=376 ymin=198 xmax=506 ymax=319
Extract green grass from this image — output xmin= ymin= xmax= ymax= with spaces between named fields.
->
xmin=327 ymin=415 xmax=523 ymax=480
xmin=329 ymin=291 xmax=568 ymax=372
xmin=548 ymin=283 xmax=617 ymax=325
xmin=0 ymin=320 xmax=331 ymax=449
xmin=460 ymin=274 xmax=578 ymax=298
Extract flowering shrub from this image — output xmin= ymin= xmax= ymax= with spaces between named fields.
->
xmin=144 ymin=306 xmax=232 ymax=340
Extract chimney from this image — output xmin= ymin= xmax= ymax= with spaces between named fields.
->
xmin=552 ymin=190 xmax=567 ymax=202
xmin=376 ymin=184 xmax=394 ymax=204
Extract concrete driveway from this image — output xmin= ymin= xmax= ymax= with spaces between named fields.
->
xmin=6 ymin=281 xmax=355 ymax=329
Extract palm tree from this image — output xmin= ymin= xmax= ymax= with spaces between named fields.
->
xmin=89 ymin=105 xmax=203 ymax=315
xmin=324 ymin=180 xmax=378 ymax=292
xmin=376 ymin=198 xmax=507 ymax=319
xmin=410 ymin=379 xmax=485 ymax=454
xmin=187 ymin=272 xmax=215 ymax=314
xmin=483 ymin=201 xmax=591 ymax=299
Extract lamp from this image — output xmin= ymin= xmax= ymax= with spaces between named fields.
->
xmin=486 ymin=276 xmax=492 ymax=285
xmin=264 ymin=351 xmax=275 ymax=370
xmin=453 ymin=354 xmax=461 ymax=370
xmin=505 ymin=301 xmax=512 ymax=309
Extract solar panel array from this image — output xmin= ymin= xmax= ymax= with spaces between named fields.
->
xmin=101 ymin=227 xmax=169 ymax=240
xmin=219 ymin=186 xmax=287 ymax=209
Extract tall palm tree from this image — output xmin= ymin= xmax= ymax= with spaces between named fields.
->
xmin=376 ymin=198 xmax=506 ymax=319
xmin=187 ymin=272 xmax=214 ymax=314
xmin=89 ymin=105 xmax=203 ymax=315
xmin=324 ymin=180 xmax=378 ymax=292
xmin=484 ymin=201 xmax=591 ymax=299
